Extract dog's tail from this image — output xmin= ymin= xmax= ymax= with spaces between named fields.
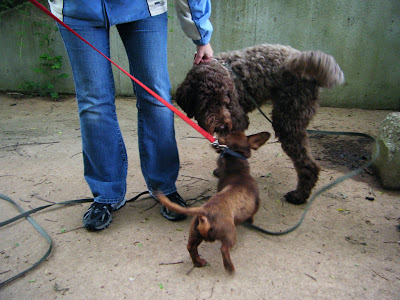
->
xmin=284 ymin=50 xmax=345 ymax=88
xmin=155 ymin=192 xmax=206 ymax=216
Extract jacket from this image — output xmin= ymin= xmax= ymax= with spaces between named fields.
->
xmin=47 ymin=0 xmax=212 ymax=45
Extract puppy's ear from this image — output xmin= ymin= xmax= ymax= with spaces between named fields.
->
xmin=197 ymin=216 xmax=212 ymax=238
xmin=247 ymin=132 xmax=271 ymax=150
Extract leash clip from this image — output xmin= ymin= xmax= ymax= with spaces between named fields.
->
xmin=211 ymin=137 xmax=247 ymax=160
xmin=211 ymin=138 xmax=227 ymax=150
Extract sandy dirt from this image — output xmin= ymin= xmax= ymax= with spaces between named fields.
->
xmin=0 ymin=93 xmax=399 ymax=299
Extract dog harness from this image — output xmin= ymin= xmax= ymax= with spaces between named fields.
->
xmin=217 ymin=60 xmax=273 ymax=124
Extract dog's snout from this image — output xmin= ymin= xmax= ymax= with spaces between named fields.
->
xmin=215 ymin=124 xmax=228 ymax=132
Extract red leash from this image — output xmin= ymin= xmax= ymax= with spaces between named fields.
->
xmin=28 ymin=0 xmax=215 ymax=143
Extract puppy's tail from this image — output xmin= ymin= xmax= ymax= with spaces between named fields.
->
xmin=155 ymin=192 xmax=206 ymax=216
xmin=284 ymin=50 xmax=345 ymax=88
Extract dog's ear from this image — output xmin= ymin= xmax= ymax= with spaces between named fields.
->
xmin=197 ymin=216 xmax=212 ymax=238
xmin=247 ymin=132 xmax=271 ymax=150
xmin=228 ymin=88 xmax=250 ymax=131
xmin=174 ymin=84 xmax=195 ymax=118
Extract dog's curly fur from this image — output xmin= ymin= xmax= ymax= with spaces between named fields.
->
xmin=175 ymin=44 xmax=345 ymax=204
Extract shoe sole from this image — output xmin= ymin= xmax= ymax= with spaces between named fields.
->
xmin=84 ymin=216 xmax=112 ymax=231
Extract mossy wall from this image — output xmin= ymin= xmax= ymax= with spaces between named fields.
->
xmin=1 ymin=0 xmax=399 ymax=109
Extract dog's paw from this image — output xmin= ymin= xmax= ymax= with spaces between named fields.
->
xmin=194 ymin=258 xmax=208 ymax=268
xmin=212 ymin=168 xmax=220 ymax=178
xmin=284 ymin=191 xmax=307 ymax=205
xmin=245 ymin=216 xmax=255 ymax=224
xmin=224 ymin=263 xmax=235 ymax=274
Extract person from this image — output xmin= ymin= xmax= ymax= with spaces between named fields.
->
xmin=48 ymin=0 xmax=214 ymax=231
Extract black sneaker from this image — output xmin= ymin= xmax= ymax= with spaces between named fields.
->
xmin=83 ymin=199 xmax=126 ymax=231
xmin=111 ymin=198 xmax=127 ymax=211
xmin=160 ymin=192 xmax=187 ymax=221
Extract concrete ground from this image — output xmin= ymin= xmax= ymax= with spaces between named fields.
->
xmin=0 ymin=94 xmax=399 ymax=299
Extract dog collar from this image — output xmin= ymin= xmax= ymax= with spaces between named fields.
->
xmin=211 ymin=138 xmax=247 ymax=160
xmin=220 ymin=147 xmax=247 ymax=160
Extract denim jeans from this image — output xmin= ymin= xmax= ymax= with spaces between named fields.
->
xmin=58 ymin=13 xmax=179 ymax=204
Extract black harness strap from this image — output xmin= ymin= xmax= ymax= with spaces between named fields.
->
xmin=220 ymin=147 xmax=247 ymax=160
xmin=220 ymin=60 xmax=274 ymax=124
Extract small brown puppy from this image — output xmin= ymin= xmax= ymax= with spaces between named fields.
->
xmin=156 ymin=131 xmax=270 ymax=273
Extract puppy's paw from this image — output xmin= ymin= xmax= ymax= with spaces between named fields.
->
xmin=245 ymin=216 xmax=255 ymax=224
xmin=224 ymin=263 xmax=235 ymax=274
xmin=284 ymin=191 xmax=307 ymax=205
xmin=194 ymin=258 xmax=208 ymax=268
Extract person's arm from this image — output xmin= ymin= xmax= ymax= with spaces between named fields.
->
xmin=174 ymin=0 xmax=214 ymax=64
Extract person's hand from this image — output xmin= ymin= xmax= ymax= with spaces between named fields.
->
xmin=194 ymin=43 xmax=214 ymax=64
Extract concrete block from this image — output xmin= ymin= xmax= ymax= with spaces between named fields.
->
xmin=372 ymin=112 xmax=400 ymax=189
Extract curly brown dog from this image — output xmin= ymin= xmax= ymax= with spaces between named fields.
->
xmin=156 ymin=131 xmax=270 ymax=273
xmin=175 ymin=44 xmax=345 ymax=205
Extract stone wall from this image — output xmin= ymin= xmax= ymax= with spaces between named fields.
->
xmin=1 ymin=0 xmax=399 ymax=109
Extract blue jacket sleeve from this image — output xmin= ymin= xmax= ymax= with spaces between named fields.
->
xmin=174 ymin=0 xmax=213 ymax=45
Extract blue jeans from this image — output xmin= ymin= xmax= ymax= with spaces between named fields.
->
xmin=58 ymin=13 xmax=179 ymax=204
